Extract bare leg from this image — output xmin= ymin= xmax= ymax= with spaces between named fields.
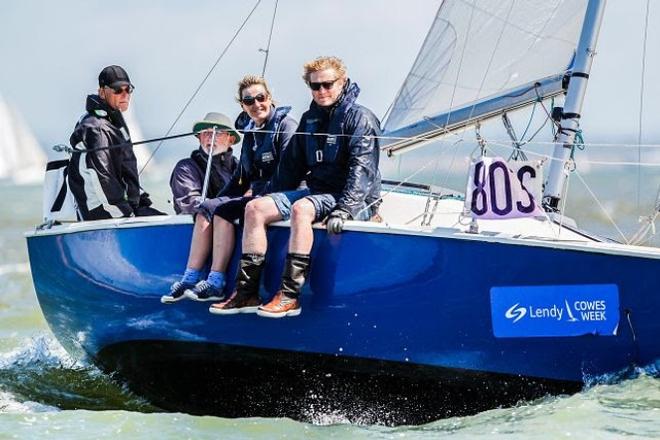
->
xmin=210 ymin=216 xmax=235 ymax=272
xmin=289 ymin=199 xmax=316 ymax=254
xmin=256 ymin=199 xmax=315 ymax=316
xmin=186 ymin=215 xmax=213 ymax=269
xmin=242 ymin=197 xmax=283 ymax=254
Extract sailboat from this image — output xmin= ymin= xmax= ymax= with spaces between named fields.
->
xmin=25 ymin=0 xmax=660 ymax=425
xmin=122 ymin=104 xmax=165 ymax=180
xmin=0 ymin=95 xmax=47 ymax=185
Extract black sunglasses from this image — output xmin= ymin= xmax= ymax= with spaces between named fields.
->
xmin=106 ymin=84 xmax=134 ymax=95
xmin=241 ymin=93 xmax=267 ymax=106
xmin=309 ymin=78 xmax=339 ymax=91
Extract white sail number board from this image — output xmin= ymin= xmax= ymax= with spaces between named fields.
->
xmin=465 ymin=157 xmax=543 ymax=219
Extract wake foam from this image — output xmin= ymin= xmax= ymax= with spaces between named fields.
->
xmin=0 ymin=391 xmax=59 ymax=413
xmin=0 ymin=333 xmax=154 ymax=413
xmin=0 ymin=333 xmax=81 ymax=370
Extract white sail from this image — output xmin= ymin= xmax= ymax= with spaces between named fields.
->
xmin=123 ymin=104 xmax=150 ymax=169
xmin=0 ymin=96 xmax=47 ymax=185
xmin=384 ymin=0 xmax=589 ymax=149
xmin=123 ymin=104 xmax=166 ymax=180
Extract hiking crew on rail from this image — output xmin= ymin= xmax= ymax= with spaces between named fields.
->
xmin=162 ymin=75 xmax=298 ymax=304
xmin=210 ymin=56 xmax=382 ymax=318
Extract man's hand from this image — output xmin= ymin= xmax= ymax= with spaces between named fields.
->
xmin=325 ymin=208 xmax=351 ymax=234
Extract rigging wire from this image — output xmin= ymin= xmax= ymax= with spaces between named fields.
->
xmin=60 ymin=125 xmax=660 ymax=165
xmin=629 ymin=186 xmax=660 ymax=245
xmin=574 ymin=170 xmax=629 ymax=244
xmin=260 ymin=0 xmax=279 ymax=77
xmin=469 ymin=134 xmax=630 ymax=243
xmin=636 ymin=0 xmax=651 ymax=214
xmin=138 ymin=0 xmax=263 ymax=176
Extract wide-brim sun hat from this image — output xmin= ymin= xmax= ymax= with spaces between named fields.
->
xmin=192 ymin=112 xmax=241 ymax=145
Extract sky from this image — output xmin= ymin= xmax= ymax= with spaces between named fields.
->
xmin=0 ymin=0 xmax=658 ymax=161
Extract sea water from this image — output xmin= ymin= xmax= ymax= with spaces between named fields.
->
xmin=1 ymin=180 xmax=658 ymax=439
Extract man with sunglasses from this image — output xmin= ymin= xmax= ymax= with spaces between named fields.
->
xmin=68 ymin=65 xmax=163 ymax=220
xmin=213 ymin=56 xmax=381 ymax=318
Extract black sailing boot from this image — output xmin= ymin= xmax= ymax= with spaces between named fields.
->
xmin=257 ymin=253 xmax=310 ymax=318
xmin=209 ymin=253 xmax=265 ymax=315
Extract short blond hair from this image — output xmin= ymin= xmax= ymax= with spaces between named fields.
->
xmin=236 ymin=75 xmax=271 ymax=102
xmin=302 ymin=56 xmax=347 ymax=83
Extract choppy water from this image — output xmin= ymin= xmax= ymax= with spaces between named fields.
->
xmin=1 ymin=180 xmax=659 ymax=439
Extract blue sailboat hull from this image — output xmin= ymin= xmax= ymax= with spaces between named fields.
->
xmin=26 ymin=220 xmax=660 ymax=423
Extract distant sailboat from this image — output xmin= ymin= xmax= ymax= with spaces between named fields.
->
xmin=0 ymin=96 xmax=46 ymax=185
xmin=123 ymin=104 xmax=162 ymax=177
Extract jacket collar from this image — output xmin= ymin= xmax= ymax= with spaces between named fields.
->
xmin=246 ymin=105 xmax=291 ymax=131
xmin=85 ymin=94 xmax=126 ymax=128
xmin=194 ymin=146 xmax=235 ymax=167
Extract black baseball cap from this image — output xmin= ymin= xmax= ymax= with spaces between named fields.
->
xmin=98 ymin=65 xmax=133 ymax=89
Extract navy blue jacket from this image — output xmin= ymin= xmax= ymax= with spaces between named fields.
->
xmin=169 ymin=147 xmax=238 ymax=215
xmin=272 ymin=81 xmax=381 ymax=218
xmin=218 ymin=106 xmax=297 ymax=198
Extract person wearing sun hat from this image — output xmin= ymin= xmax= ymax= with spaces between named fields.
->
xmin=170 ymin=112 xmax=240 ymax=216
xmin=161 ymin=74 xmax=298 ymax=305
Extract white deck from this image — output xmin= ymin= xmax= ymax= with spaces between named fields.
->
xmin=25 ymin=189 xmax=660 ymax=261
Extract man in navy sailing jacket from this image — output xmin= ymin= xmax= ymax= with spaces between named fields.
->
xmin=68 ymin=65 xmax=163 ymax=220
xmin=211 ymin=56 xmax=381 ymax=318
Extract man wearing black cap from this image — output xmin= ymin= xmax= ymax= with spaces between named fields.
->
xmin=67 ymin=65 xmax=163 ymax=220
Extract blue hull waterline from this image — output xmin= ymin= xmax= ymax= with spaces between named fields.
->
xmin=26 ymin=218 xmax=660 ymax=424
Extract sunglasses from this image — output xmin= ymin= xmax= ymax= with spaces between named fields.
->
xmin=309 ymin=78 xmax=339 ymax=91
xmin=106 ymin=84 xmax=134 ymax=95
xmin=241 ymin=94 xmax=268 ymax=106
xmin=198 ymin=129 xmax=228 ymax=137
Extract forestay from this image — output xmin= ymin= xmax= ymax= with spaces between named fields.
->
xmin=383 ymin=0 xmax=588 ymax=149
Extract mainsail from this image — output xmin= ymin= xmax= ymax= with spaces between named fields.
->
xmin=383 ymin=0 xmax=588 ymax=152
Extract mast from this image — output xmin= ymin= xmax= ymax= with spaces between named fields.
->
xmin=542 ymin=0 xmax=607 ymax=211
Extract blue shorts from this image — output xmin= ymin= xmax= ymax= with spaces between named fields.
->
xmin=269 ymin=189 xmax=372 ymax=222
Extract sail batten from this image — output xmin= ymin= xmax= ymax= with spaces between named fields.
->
xmin=384 ymin=0 xmax=588 ymax=149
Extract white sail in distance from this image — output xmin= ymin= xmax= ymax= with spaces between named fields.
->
xmin=123 ymin=104 xmax=164 ymax=180
xmin=383 ymin=0 xmax=588 ymax=152
xmin=123 ymin=105 xmax=149 ymax=169
xmin=0 ymin=96 xmax=47 ymax=185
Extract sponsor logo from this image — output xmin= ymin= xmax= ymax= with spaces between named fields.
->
xmin=491 ymin=284 xmax=619 ymax=338
xmin=505 ymin=303 xmax=527 ymax=323
xmin=504 ymin=299 xmax=608 ymax=323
